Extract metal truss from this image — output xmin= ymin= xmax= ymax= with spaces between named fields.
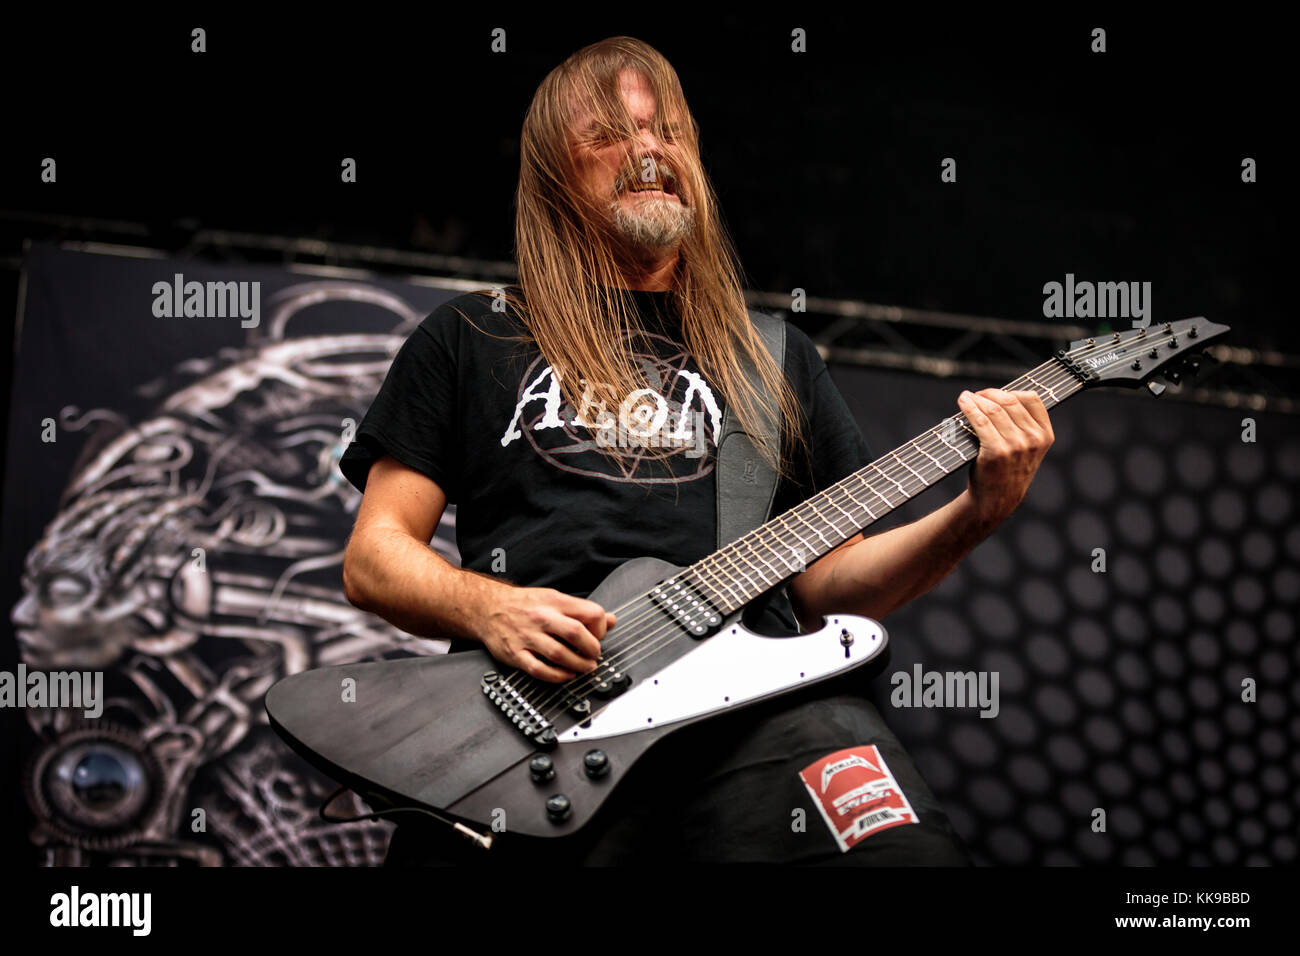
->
xmin=2 ymin=211 xmax=1295 ymax=414
xmin=746 ymin=292 xmax=1299 ymax=416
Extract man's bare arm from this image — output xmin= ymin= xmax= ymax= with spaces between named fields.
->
xmin=789 ymin=492 xmax=989 ymax=630
xmin=342 ymin=455 xmax=615 ymax=682
xmin=789 ymin=388 xmax=1054 ymax=630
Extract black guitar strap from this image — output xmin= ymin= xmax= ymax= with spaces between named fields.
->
xmin=716 ymin=310 xmax=786 ymax=550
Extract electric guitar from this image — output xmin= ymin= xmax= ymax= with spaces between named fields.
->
xmin=266 ymin=317 xmax=1228 ymax=845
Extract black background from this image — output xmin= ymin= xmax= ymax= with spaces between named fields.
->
xmin=1 ymin=10 xmax=1287 ymax=348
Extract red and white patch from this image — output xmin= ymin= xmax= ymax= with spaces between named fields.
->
xmin=798 ymin=745 xmax=919 ymax=852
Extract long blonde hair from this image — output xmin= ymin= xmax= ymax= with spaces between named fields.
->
xmin=495 ymin=36 xmax=807 ymax=478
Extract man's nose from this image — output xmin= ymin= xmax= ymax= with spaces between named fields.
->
xmin=632 ymin=127 xmax=665 ymax=156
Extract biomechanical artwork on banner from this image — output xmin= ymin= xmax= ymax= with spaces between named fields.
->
xmin=6 ymin=247 xmax=461 ymax=864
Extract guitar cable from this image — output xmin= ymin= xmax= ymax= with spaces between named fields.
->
xmin=318 ymin=785 xmax=496 ymax=851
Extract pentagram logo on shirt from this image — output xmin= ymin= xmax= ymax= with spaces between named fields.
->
xmin=499 ymin=332 xmax=723 ymax=483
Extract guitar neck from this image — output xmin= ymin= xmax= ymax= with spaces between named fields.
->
xmin=686 ymin=355 xmax=1088 ymax=615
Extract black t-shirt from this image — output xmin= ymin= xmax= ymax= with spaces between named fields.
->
xmin=338 ymin=288 xmax=872 ymax=643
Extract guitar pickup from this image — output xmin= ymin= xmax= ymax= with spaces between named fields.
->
xmin=650 ymin=580 xmax=722 ymax=638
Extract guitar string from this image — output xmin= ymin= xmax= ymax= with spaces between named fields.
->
xmin=519 ymin=357 xmax=1095 ymax=721
xmin=551 ymin=342 xmax=1105 ymax=656
xmin=519 ymin=364 xmax=1090 ymax=722
xmin=523 ymin=367 xmax=1090 ymax=723
xmin=524 ymin=364 xmax=1088 ymax=723
xmin=588 ymin=324 xmax=1176 ymax=658
xmin=501 ymin=328 xmax=1178 ymax=723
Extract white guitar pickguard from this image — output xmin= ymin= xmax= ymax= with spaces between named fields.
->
xmin=562 ymin=615 xmax=885 ymax=742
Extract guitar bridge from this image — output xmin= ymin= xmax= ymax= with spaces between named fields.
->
xmin=650 ymin=579 xmax=722 ymax=638
xmin=481 ymin=671 xmax=556 ymax=746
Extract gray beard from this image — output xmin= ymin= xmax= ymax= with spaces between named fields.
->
xmin=609 ymin=196 xmax=696 ymax=250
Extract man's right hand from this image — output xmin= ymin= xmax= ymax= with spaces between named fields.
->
xmin=343 ymin=456 xmax=616 ymax=684
xmin=480 ymin=587 xmax=617 ymax=683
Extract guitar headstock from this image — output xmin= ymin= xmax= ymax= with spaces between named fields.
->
xmin=1059 ymin=317 xmax=1230 ymax=396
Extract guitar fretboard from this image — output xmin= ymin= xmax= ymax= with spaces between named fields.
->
xmin=682 ymin=356 xmax=1085 ymax=614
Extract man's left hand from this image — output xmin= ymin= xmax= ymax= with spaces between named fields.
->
xmin=956 ymin=388 xmax=1054 ymax=531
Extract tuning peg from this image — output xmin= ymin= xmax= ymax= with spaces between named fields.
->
xmin=1146 ymin=380 xmax=1167 ymax=397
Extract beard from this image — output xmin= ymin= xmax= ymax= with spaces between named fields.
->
xmin=608 ymin=194 xmax=696 ymax=250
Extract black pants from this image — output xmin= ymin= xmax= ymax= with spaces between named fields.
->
xmin=383 ymin=689 xmax=972 ymax=866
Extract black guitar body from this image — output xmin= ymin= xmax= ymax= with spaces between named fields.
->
xmin=266 ymin=556 xmax=888 ymax=839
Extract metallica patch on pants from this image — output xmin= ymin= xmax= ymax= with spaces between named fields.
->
xmin=798 ymin=745 xmax=921 ymax=852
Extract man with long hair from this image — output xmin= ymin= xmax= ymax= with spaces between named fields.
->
xmin=339 ymin=37 xmax=1052 ymax=864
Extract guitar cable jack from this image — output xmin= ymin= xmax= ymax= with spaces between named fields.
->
xmin=452 ymin=822 xmax=496 ymax=850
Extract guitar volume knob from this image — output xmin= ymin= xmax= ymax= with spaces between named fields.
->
xmin=545 ymin=794 xmax=572 ymax=822
xmin=529 ymin=753 xmax=555 ymax=783
xmin=583 ymin=749 xmax=610 ymax=778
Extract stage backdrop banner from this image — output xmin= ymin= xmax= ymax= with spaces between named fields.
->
xmin=4 ymin=243 xmax=469 ymax=865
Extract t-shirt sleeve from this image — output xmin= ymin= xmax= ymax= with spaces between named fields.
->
xmin=772 ymin=323 xmax=873 ymax=517
xmin=338 ymin=309 xmax=462 ymax=500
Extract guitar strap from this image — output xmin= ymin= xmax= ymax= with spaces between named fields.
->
xmin=716 ymin=309 xmax=786 ymax=550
